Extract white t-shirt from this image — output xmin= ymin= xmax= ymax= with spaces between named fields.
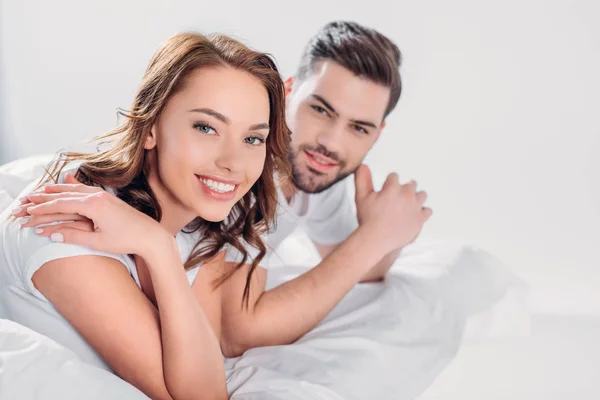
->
xmin=226 ymin=177 xmax=359 ymax=268
xmin=0 ymin=174 xmax=203 ymax=372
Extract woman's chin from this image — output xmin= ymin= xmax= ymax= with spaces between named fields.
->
xmin=196 ymin=207 xmax=233 ymax=223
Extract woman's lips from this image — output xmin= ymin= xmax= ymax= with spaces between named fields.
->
xmin=195 ymin=175 xmax=239 ymax=201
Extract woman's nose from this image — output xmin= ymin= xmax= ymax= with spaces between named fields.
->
xmin=214 ymin=141 xmax=244 ymax=172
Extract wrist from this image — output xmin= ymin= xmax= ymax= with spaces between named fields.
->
xmin=354 ymin=223 xmax=395 ymax=255
xmin=139 ymin=228 xmax=178 ymax=264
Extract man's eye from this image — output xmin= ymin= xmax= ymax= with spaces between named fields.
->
xmin=311 ymin=105 xmax=329 ymax=116
xmin=354 ymin=125 xmax=368 ymax=134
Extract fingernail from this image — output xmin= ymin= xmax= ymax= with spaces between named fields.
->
xmin=35 ymin=228 xmax=43 ymax=234
xmin=50 ymin=233 xmax=64 ymax=243
xmin=18 ymin=196 xmax=29 ymax=203
xmin=11 ymin=207 xmax=22 ymax=215
xmin=18 ymin=217 xmax=30 ymax=226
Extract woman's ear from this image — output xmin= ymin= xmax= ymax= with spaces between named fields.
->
xmin=144 ymin=126 xmax=157 ymax=150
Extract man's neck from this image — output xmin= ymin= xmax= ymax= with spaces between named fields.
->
xmin=281 ymin=179 xmax=298 ymax=205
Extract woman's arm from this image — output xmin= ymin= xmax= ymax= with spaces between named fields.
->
xmin=33 ymin=255 xmax=175 ymax=400
xmin=27 ymin=188 xmax=228 ymax=400
xmin=140 ymin=233 xmax=227 ymax=400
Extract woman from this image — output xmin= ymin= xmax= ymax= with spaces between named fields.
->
xmin=1 ymin=32 xmax=290 ymax=400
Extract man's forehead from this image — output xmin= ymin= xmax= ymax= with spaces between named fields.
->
xmin=305 ymin=61 xmax=390 ymax=122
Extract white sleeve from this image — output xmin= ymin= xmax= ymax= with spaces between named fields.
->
xmin=304 ymin=179 xmax=359 ymax=245
xmin=8 ymin=220 xmax=137 ymax=302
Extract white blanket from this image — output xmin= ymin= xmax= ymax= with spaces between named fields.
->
xmin=0 ymin=156 xmax=529 ymax=399
xmin=0 ymin=248 xmax=526 ymax=400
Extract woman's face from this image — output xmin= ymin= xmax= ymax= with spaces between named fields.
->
xmin=145 ymin=66 xmax=270 ymax=227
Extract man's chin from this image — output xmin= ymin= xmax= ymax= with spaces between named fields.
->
xmin=293 ymin=173 xmax=336 ymax=194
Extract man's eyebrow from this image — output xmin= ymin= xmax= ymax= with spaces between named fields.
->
xmin=312 ymin=95 xmax=379 ymax=128
xmin=350 ymin=119 xmax=378 ymax=129
xmin=312 ymin=94 xmax=338 ymax=116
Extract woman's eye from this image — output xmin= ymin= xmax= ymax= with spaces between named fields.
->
xmin=245 ymin=136 xmax=266 ymax=146
xmin=311 ymin=105 xmax=329 ymax=116
xmin=194 ymin=123 xmax=216 ymax=135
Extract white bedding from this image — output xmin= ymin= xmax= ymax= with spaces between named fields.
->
xmin=0 ymin=156 xmax=530 ymax=399
xmin=0 ymin=250 xmax=525 ymax=400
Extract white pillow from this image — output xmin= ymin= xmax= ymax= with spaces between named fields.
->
xmin=0 ymin=154 xmax=55 ymax=199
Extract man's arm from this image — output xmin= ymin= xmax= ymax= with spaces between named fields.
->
xmin=314 ymin=242 xmax=402 ymax=282
xmin=220 ymin=166 xmax=431 ymax=357
xmin=220 ymin=225 xmax=389 ymax=358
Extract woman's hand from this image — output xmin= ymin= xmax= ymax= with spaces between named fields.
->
xmin=12 ymin=173 xmax=169 ymax=259
xmin=14 ymin=173 xmax=95 ymax=233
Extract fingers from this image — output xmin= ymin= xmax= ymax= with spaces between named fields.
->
xmin=16 ymin=173 xmax=92 ymax=206
xmin=26 ymin=191 xmax=89 ymax=205
xmin=416 ymin=191 xmax=432 ymax=220
xmin=10 ymin=202 xmax=36 ymax=218
xmin=381 ymin=172 xmax=400 ymax=192
xmin=422 ymin=207 xmax=433 ymax=219
xmin=18 ymin=213 xmax=89 ymax=228
xmin=36 ymin=226 xmax=98 ymax=248
xmin=64 ymin=172 xmax=82 ymax=184
xmin=34 ymin=220 xmax=96 ymax=236
xmin=354 ymin=164 xmax=374 ymax=203
xmin=27 ymin=195 xmax=98 ymax=219
xmin=416 ymin=190 xmax=428 ymax=204
xmin=43 ymin=182 xmax=101 ymax=195
xmin=404 ymin=180 xmax=417 ymax=193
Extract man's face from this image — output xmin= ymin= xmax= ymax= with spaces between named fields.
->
xmin=286 ymin=61 xmax=391 ymax=193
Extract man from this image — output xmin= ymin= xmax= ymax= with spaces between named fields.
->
xmin=220 ymin=21 xmax=432 ymax=358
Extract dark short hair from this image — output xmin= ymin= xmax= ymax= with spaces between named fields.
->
xmin=296 ymin=21 xmax=402 ymax=118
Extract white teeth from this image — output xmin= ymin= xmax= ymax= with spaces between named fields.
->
xmin=200 ymin=178 xmax=235 ymax=193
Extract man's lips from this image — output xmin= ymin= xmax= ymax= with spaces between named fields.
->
xmin=303 ymin=150 xmax=339 ymax=172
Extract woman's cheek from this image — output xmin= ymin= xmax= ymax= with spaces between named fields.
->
xmin=253 ymin=150 xmax=268 ymax=182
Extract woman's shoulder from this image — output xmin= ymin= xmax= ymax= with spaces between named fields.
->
xmin=0 ymin=204 xmax=137 ymax=301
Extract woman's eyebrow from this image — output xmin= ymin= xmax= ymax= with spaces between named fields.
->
xmin=249 ymin=123 xmax=269 ymax=131
xmin=189 ymin=108 xmax=268 ymax=130
xmin=189 ymin=108 xmax=230 ymax=124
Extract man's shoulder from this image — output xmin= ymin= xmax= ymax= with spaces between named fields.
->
xmin=303 ymin=177 xmax=354 ymax=221
xmin=309 ymin=177 xmax=352 ymax=202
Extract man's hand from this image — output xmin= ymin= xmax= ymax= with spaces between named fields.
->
xmin=354 ymin=164 xmax=432 ymax=255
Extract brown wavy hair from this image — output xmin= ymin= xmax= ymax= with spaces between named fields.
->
xmin=38 ymin=32 xmax=291 ymax=306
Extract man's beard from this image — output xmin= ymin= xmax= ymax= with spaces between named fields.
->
xmin=289 ymin=144 xmax=357 ymax=194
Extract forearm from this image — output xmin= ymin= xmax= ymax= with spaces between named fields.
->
xmin=360 ymin=247 xmax=402 ymax=282
xmin=233 ymin=227 xmax=386 ymax=350
xmin=144 ymin=237 xmax=227 ymax=400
